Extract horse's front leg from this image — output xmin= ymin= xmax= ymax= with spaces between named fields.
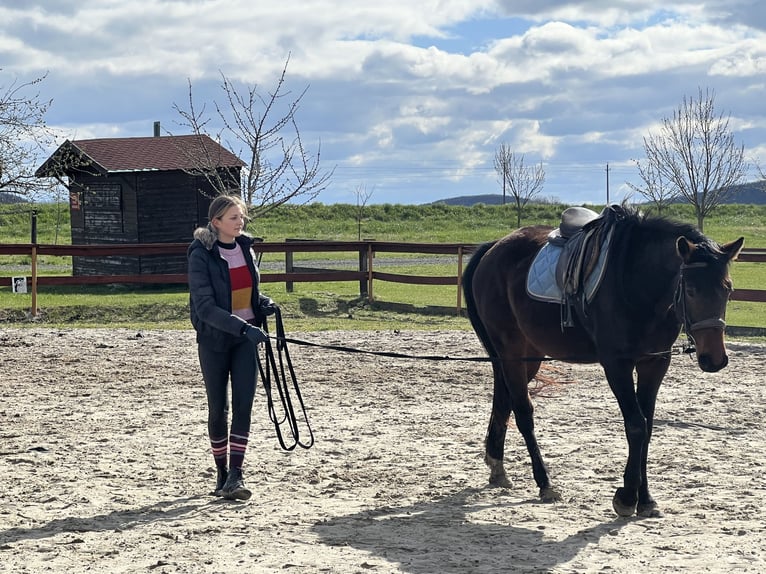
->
xmin=634 ymin=355 xmax=670 ymax=517
xmin=603 ymin=359 xmax=647 ymax=516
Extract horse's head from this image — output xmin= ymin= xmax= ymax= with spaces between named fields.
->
xmin=676 ymin=235 xmax=744 ymax=372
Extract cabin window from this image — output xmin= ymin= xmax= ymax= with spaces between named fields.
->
xmin=82 ymin=183 xmax=124 ymax=234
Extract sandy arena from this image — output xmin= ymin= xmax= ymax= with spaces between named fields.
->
xmin=0 ymin=328 xmax=764 ymax=573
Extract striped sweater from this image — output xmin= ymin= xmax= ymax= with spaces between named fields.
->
xmin=217 ymin=241 xmax=255 ymax=321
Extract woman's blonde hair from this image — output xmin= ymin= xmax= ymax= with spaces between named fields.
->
xmin=207 ymin=194 xmax=249 ymax=230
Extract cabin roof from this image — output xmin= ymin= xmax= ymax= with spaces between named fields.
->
xmin=36 ymin=134 xmax=245 ymax=177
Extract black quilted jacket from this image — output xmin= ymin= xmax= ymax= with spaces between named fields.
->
xmin=187 ymin=226 xmax=270 ymax=351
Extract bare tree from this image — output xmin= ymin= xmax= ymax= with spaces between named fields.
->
xmin=353 ymin=183 xmax=374 ymax=240
xmin=756 ymin=159 xmax=765 ymax=181
xmin=0 ymin=71 xmax=59 ymax=202
xmin=494 ymin=143 xmax=512 ymax=206
xmin=627 ymin=158 xmax=679 ymax=214
xmin=641 ymin=87 xmax=748 ymax=231
xmin=172 ymin=54 xmax=334 ymax=216
xmin=493 ymin=144 xmax=545 ymax=227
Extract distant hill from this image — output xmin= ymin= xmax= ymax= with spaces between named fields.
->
xmin=431 ymin=194 xmax=514 ymax=206
xmin=716 ymin=180 xmax=766 ymax=204
xmin=433 ymin=180 xmax=766 ymax=207
xmin=0 ymin=192 xmax=26 ymax=204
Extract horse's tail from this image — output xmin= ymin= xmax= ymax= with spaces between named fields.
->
xmin=462 ymin=241 xmax=498 ymax=357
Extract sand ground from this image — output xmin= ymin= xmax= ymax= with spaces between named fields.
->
xmin=0 ymin=328 xmax=763 ymax=573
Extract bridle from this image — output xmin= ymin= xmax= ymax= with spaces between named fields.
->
xmin=673 ymin=261 xmax=727 ymax=353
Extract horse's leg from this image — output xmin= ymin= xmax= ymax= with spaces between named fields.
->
xmin=484 ymin=350 xmax=557 ymax=500
xmin=516 ymin=358 xmax=560 ymax=501
xmin=633 ymin=355 xmax=670 ymax=517
xmin=602 ymin=358 xmax=646 ymax=516
xmin=485 ymin=362 xmax=513 ymax=488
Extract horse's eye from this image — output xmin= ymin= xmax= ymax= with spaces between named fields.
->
xmin=685 ymin=286 xmax=697 ymax=298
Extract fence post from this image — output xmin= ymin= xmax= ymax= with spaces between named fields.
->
xmin=30 ymin=210 xmax=38 ymax=317
xmin=358 ymin=245 xmax=368 ymax=298
xmin=456 ymin=245 xmax=464 ymax=314
xmin=285 ymin=240 xmax=294 ymax=293
xmin=367 ymin=242 xmax=374 ymax=302
xmin=31 ymin=245 xmax=38 ymax=317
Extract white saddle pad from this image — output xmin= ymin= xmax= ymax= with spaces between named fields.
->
xmin=526 ymin=233 xmax=612 ymax=304
xmin=526 ymin=242 xmax=564 ymax=303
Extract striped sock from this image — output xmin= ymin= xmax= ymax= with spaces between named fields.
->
xmin=210 ymin=436 xmax=228 ymax=468
xmin=229 ymin=431 xmax=249 ymax=470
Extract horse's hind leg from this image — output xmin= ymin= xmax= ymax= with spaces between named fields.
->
xmin=486 ymin=351 xmax=560 ymax=502
xmin=485 ymin=363 xmax=513 ymax=488
xmin=507 ymin=356 xmax=560 ymax=502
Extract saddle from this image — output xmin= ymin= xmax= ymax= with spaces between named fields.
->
xmin=526 ymin=205 xmax=621 ymax=328
xmin=548 ymin=206 xmax=599 ymax=246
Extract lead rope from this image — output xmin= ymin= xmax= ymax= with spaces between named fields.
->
xmin=257 ymin=307 xmax=314 ymax=451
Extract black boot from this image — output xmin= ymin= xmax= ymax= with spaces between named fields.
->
xmin=212 ymin=466 xmax=228 ymax=497
xmin=221 ymin=467 xmax=252 ymax=501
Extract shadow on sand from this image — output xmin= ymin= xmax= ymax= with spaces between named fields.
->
xmin=313 ymin=487 xmax=629 ymax=573
xmin=0 ymin=495 xmax=228 ymax=545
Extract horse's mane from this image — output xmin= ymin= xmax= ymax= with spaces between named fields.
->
xmin=601 ymin=206 xmax=722 ymax=312
xmin=611 ymin=205 xmax=721 ymax=256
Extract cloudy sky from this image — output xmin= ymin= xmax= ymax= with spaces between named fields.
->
xmin=2 ymin=0 xmax=765 ymax=205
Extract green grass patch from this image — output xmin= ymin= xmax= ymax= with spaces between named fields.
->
xmin=1 ymin=201 xmax=764 ymax=332
xmin=0 ymin=281 xmax=470 ymax=332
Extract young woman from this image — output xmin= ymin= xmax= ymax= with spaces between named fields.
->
xmin=187 ymin=194 xmax=277 ymax=500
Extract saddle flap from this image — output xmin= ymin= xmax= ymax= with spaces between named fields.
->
xmin=557 ymin=222 xmax=615 ymax=303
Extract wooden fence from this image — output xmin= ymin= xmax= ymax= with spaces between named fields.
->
xmin=1 ymin=241 xmax=765 ymax=316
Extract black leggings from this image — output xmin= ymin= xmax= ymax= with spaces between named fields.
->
xmin=198 ymin=338 xmax=257 ymax=440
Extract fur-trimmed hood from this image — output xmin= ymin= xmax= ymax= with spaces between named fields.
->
xmin=192 ymin=225 xmax=217 ymax=250
xmin=192 ymin=225 xmax=254 ymax=251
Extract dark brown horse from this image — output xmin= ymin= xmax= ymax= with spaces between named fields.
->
xmin=462 ymin=205 xmax=744 ymax=516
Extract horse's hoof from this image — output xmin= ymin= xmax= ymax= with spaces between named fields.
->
xmin=486 ymin=455 xmax=512 ymax=488
xmin=540 ymin=486 xmax=562 ymax=502
xmin=489 ymin=474 xmax=513 ymax=489
xmin=612 ymin=488 xmax=637 ymax=517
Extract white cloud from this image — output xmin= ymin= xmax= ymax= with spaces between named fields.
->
xmin=1 ymin=1 xmax=764 ymax=204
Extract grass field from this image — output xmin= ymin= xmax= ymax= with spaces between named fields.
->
xmin=1 ymin=201 xmax=764 ymax=332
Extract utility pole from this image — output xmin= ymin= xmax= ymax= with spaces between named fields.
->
xmin=501 ymin=164 xmax=507 ymax=205
xmin=606 ymin=163 xmax=611 ymax=205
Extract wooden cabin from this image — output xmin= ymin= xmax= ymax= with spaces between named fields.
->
xmin=36 ymin=132 xmax=245 ymax=276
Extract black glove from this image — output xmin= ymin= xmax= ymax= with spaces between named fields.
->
xmin=243 ymin=324 xmax=269 ymax=345
xmin=259 ymin=297 xmax=278 ymax=316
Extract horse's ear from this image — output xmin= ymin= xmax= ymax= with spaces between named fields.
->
xmin=721 ymin=236 xmax=745 ymax=262
xmin=676 ymin=237 xmax=695 ymax=262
